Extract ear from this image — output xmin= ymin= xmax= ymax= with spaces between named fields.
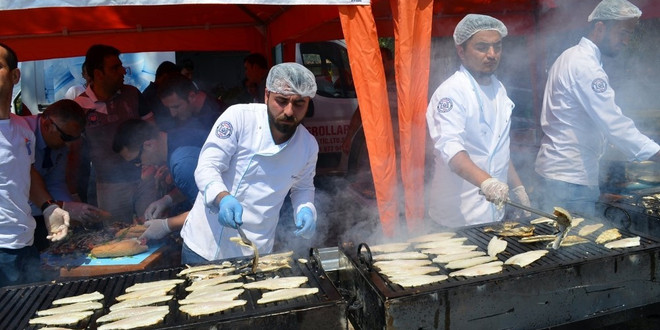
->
xmin=592 ymin=21 xmax=607 ymax=42
xmin=11 ymin=68 xmax=20 ymax=85
xmin=456 ymin=45 xmax=465 ymax=62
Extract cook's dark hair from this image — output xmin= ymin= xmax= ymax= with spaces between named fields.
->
xmin=0 ymin=43 xmax=19 ymax=70
xmin=112 ymin=119 xmax=159 ymax=153
xmin=244 ymin=53 xmax=268 ymax=69
xmin=85 ymin=44 xmax=121 ymax=80
xmin=43 ymin=99 xmax=86 ymax=128
xmin=157 ymin=73 xmax=197 ymax=100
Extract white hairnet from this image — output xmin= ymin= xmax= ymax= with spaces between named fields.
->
xmin=588 ymin=0 xmax=642 ymax=22
xmin=266 ymin=62 xmax=317 ymax=98
xmin=453 ymin=14 xmax=508 ymax=45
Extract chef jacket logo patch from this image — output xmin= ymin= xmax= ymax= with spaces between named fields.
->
xmin=216 ymin=121 xmax=233 ymax=139
xmin=591 ymin=78 xmax=607 ymax=93
xmin=437 ymin=97 xmax=453 ymax=113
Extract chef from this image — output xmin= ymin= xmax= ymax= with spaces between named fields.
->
xmin=535 ymin=0 xmax=660 ymax=217
xmin=426 ymin=14 xmax=530 ymax=228
xmin=180 ymin=62 xmax=319 ymax=263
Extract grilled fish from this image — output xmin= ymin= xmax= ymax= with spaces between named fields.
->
xmin=97 ymin=309 xmax=169 ymax=330
xmin=445 ymin=256 xmax=496 ymax=270
xmin=554 ymin=235 xmax=589 ymax=247
xmin=387 ymin=274 xmax=449 ymax=287
xmin=595 ymin=228 xmax=622 ymax=244
xmin=518 ymin=235 xmax=556 ymax=243
xmin=185 ymin=281 xmax=244 ymax=293
xmin=51 ymin=291 xmax=103 ymax=305
xmin=449 ymin=261 xmax=503 ymax=277
xmin=179 ymin=289 xmax=244 ymax=305
xmin=578 ymin=223 xmax=603 ymax=236
xmin=432 ymin=251 xmax=486 ymax=264
xmin=571 ymin=217 xmax=584 ymax=227
xmin=185 ymin=267 xmax=236 ymax=280
xmin=37 ymin=301 xmax=103 ymax=316
xmin=115 ymin=286 xmax=173 ymax=301
xmin=504 ymin=250 xmax=548 ymax=267
xmin=530 ymin=217 xmax=554 ymax=225
xmin=178 ymin=263 xmax=232 ymax=277
xmin=369 ymin=242 xmax=411 ymax=253
xmin=179 ymin=299 xmax=247 ymax=316
xmin=372 ymin=251 xmax=428 ymax=261
xmin=243 ymin=276 xmax=308 ymax=290
xmin=257 ymin=288 xmax=319 ymax=304
xmin=109 ymin=295 xmax=172 ymax=311
xmin=487 ymin=236 xmax=507 ymax=257
xmin=29 ymin=311 xmax=93 ymax=326
xmin=421 ymin=245 xmax=479 ymax=255
xmin=187 ymin=274 xmax=242 ymax=290
xmin=373 ymin=259 xmax=432 ymax=269
xmin=483 ymin=221 xmax=520 ymax=232
xmin=124 ymin=279 xmax=184 ymax=292
xmin=408 ymin=232 xmax=456 ymax=243
xmin=379 ymin=266 xmax=440 ymax=277
xmin=604 ymin=236 xmax=640 ymax=249
xmin=96 ymin=306 xmax=169 ymax=323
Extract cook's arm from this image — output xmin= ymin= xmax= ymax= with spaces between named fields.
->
xmin=448 ymin=151 xmax=492 ymax=187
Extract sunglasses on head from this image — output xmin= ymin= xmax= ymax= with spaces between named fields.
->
xmin=48 ymin=117 xmax=80 ymax=142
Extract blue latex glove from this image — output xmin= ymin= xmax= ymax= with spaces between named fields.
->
xmin=218 ymin=195 xmax=243 ymax=229
xmin=294 ymin=207 xmax=316 ymax=239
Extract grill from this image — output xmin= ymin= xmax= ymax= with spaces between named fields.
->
xmin=0 ymin=253 xmax=346 ymax=330
xmin=315 ymin=220 xmax=660 ymax=329
xmin=601 ymin=187 xmax=660 ymax=239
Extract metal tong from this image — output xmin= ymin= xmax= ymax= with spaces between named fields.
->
xmin=236 ymin=225 xmax=252 ymax=246
xmin=504 ymin=199 xmax=572 ymax=249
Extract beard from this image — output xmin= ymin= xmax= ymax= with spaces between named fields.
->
xmin=267 ymin=106 xmax=300 ymax=135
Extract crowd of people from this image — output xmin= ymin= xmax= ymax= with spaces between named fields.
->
xmin=0 ymin=0 xmax=655 ymax=288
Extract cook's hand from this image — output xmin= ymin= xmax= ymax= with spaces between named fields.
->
xmin=144 ymin=195 xmax=173 ymax=220
xmin=62 ymin=201 xmax=104 ymax=223
xmin=43 ymin=204 xmax=70 ymax=241
xmin=480 ymin=178 xmax=509 ymax=208
xmin=139 ymin=219 xmax=171 ymax=240
xmin=294 ymin=207 xmax=316 ymax=239
xmin=510 ymin=185 xmax=532 ymax=218
xmin=218 ymin=195 xmax=243 ymax=229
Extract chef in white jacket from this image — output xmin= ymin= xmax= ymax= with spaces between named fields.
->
xmin=535 ymin=0 xmax=660 ymax=217
xmin=426 ymin=14 xmax=529 ymax=228
xmin=180 ymin=63 xmax=319 ymax=263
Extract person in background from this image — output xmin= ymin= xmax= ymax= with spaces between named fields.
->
xmin=157 ymin=73 xmax=222 ymax=133
xmin=63 ymin=61 xmax=89 ymax=100
xmin=426 ymin=14 xmax=530 ymax=229
xmin=26 ymin=99 xmax=107 ymax=251
xmin=0 ymin=43 xmax=70 ymax=287
xmin=112 ymin=119 xmax=207 ymax=240
xmin=243 ymin=53 xmax=269 ymax=103
xmin=143 ymin=61 xmax=180 ymax=132
xmin=535 ymin=0 xmax=660 ymax=217
xmin=74 ymin=44 xmax=157 ymax=224
xmin=180 ymin=62 xmax=319 ymax=264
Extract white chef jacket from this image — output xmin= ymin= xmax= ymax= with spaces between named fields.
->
xmin=426 ymin=66 xmax=514 ymax=227
xmin=535 ymin=37 xmax=660 ymax=186
xmin=180 ymin=103 xmax=319 ymax=261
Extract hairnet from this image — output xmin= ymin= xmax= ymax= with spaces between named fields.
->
xmin=453 ymin=14 xmax=508 ymax=45
xmin=266 ymin=62 xmax=317 ymax=98
xmin=588 ymin=0 xmax=642 ymax=22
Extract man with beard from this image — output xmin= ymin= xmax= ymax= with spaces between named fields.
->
xmin=535 ymin=0 xmax=660 ymax=217
xmin=426 ymin=14 xmax=529 ymax=228
xmin=179 ymin=62 xmax=318 ymax=263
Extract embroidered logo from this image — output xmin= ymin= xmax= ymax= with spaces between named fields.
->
xmin=437 ymin=97 xmax=453 ymax=113
xmin=591 ymin=78 xmax=607 ymax=93
xmin=216 ymin=121 xmax=233 ymax=139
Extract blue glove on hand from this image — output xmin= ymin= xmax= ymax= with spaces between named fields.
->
xmin=218 ymin=195 xmax=243 ymax=229
xmin=294 ymin=207 xmax=316 ymax=239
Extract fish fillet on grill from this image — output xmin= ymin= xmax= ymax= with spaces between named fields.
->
xmin=51 ymin=291 xmax=104 ymax=305
xmin=109 ymin=295 xmax=172 ymax=311
xmin=530 ymin=217 xmax=554 ymax=225
xmin=36 ymin=301 xmax=103 ymax=316
xmin=369 ymin=242 xmax=411 ymax=253
xmin=115 ymin=286 xmax=173 ymax=301
xmin=432 ymin=251 xmax=486 ymax=264
xmin=96 ymin=306 xmax=169 ymax=323
xmin=578 ymin=223 xmax=603 ymax=236
xmin=373 ymin=259 xmax=432 ymax=269
xmin=555 ymin=235 xmax=589 ymax=247
xmin=178 ymin=262 xmax=233 ymax=277
xmin=504 ymin=250 xmax=548 ymax=267
xmin=449 ymin=261 xmax=503 ymax=277
xmin=595 ymin=228 xmax=622 ymax=244
xmin=97 ymin=309 xmax=169 ymax=330
xmin=185 ymin=267 xmax=236 ymax=280
xmin=179 ymin=289 xmax=244 ymax=305
xmin=487 ymin=236 xmax=507 ymax=257
xmin=379 ymin=266 xmax=440 ymax=277
xmin=604 ymin=236 xmax=641 ymax=249
xmin=408 ymin=232 xmax=456 ymax=243
xmin=124 ymin=279 xmax=184 ymax=292
xmin=445 ymin=256 xmax=496 ymax=269
xmin=387 ymin=274 xmax=449 ymax=287
xmin=421 ymin=245 xmax=479 ymax=255
xmin=243 ymin=276 xmax=308 ymax=290
xmin=518 ymin=235 xmax=556 ymax=243
xmin=372 ymin=251 xmax=428 ymax=261
xmin=29 ymin=311 xmax=93 ymax=326
xmin=414 ymin=237 xmax=469 ymax=250
xmin=571 ymin=218 xmax=584 ymax=227
xmin=179 ymin=299 xmax=247 ymax=316
xmin=185 ymin=281 xmax=244 ymax=293
xmin=186 ymin=274 xmax=242 ymax=290
xmin=257 ymin=287 xmax=319 ymax=304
